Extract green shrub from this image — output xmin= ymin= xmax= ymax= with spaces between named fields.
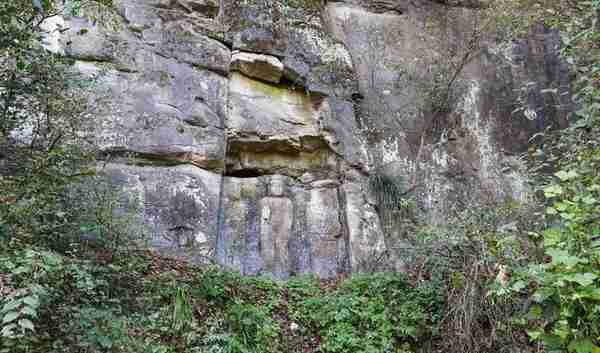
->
xmin=172 ymin=286 xmax=193 ymax=333
xmin=392 ymin=201 xmax=539 ymax=353
xmin=226 ymin=302 xmax=280 ymax=353
xmin=192 ymin=268 xmax=250 ymax=307
xmin=496 ymin=1 xmax=600 ymax=351
xmin=506 ymin=163 xmax=600 ymax=353
xmin=291 ymin=273 xmax=441 ymax=353
xmin=0 ymin=248 xmax=139 ymax=353
xmin=0 ymin=249 xmax=60 ymax=351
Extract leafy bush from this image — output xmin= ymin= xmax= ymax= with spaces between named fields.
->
xmin=0 ymin=0 xmax=145 ymax=254
xmin=0 ymin=248 xmax=136 ymax=352
xmin=391 ymin=202 xmax=540 ymax=353
xmin=0 ymin=249 xmax=60 ymax=351
xmin=172 ymin=286 xmax=193 ymax=333
xmin=291 ymin=273 xmax=442 ymax=353
xmin=506 ymin=164 xmax=600 ymax=352
xmin=494 ymin=1 xmax=600 ymax=352
xmin=1 ymin=243 xmax=444 ymax=353
xmin=226 ymin=302 xmax=280 ymax=353
xmin=193 ymin=268 xmax=242 ymax=306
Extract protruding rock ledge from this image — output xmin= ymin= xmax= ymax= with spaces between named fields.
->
xmin=230 ymin=51 xmax=284 ymax=83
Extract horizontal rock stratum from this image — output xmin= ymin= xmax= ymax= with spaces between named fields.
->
xmin=44 ymin=0 xmax=571 ymax=279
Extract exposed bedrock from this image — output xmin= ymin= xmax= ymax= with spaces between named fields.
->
xmin=326 ymin=1 xmax=572 ymax=222
xmin=44 ymin=0 xmax=571 ymax=278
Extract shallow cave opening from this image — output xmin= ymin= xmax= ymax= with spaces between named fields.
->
xmin=224 ymin=168 xmax=264 ymax=178
xmin=278 ymin=74 xmax=306 ymax=91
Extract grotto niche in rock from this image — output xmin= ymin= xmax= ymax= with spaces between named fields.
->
xmin=43 ymin=0 xmax=571 ymax=279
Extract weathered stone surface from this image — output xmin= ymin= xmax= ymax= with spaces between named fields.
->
xmin=216 ymin=175 xmax=366 ymax=279
xmin=226 ymin=73 xmax=366 ymax=176
xmin=222 ymin=0 xmax=357 ymax=96
xmin=62 ymin=17 xmax=118 ymax=61
xmin=157 ymin=0 xmax=219 ymax=17
xmin=499 ymin=24 xmax=572 ymax=149
xmin=227 ymin=72 xmax=321 ymax=144
xmin=117 ymin=0 xmax=224 ymax=40
xmin=231 ymin=51 xmax=284 ymax=83
xmin=342 ymin=182 xmax=387 ymax=272
xmin=307 ymin=186 xmax=344 ymax=278
xmin=320 ymin=98 xmax=368 ymax=168
xmin=152 ymin=29 xmax=230 ymax=75
xmin=334 ymin=0 xmax=408 ymax=15
xmin=51 ymin=1 xmax=232 ymax=172
xmin=60 ymin=0 xmax=231 ymax=74
xmin=222 ymin=0 xmax=287 ymax=55
xmin=217 ymin=177 xmax=259 ymax=275
xmin=283 ymin=27 xmax=358 ymax=97
xmin=258 ymin=176 xmax=294 ymax=279
xmin=45 ymin=0 xmax=571 ymax=279
xmin=82 ymin=58 xmax=228 ymax=170
xmin=226 ymin=149 xmax=339 ymax=179
xmin=326 ymin=1 xmax=569 ymax=223
xmin=226 ymin=72 xmax=336 ymax=176
xmin=103 ymin=163 xmax=221 ymax=263
xmin=432 ymin=0 xmax=489 ymax=8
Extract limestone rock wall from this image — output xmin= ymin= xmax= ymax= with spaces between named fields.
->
xmin=325 ymin=0 xmax=571 ymax=219
xmin=45 ymin=0 xmax=570 ymax=278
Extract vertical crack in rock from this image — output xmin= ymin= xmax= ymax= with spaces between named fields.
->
xmin=214 ymin=47 xmax=230 ymax=267
xmin=336 ymin=174 xmax=352 ymax=274
xmin=46 ymin=0 xmax=571 ymax=279
xmin=242 ymin=190 xmax=261 ymax=276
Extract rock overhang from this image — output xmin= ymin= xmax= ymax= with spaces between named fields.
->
xmin=41 ymin=0 xmax=570 ymax=278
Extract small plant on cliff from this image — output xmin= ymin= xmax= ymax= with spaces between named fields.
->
xmin=369 ymin=173 xmax=419 ymax=234
xmin=171 ymin=286 xmax=193 ymax=333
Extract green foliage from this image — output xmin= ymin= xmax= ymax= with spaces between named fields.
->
xmin=492 ymin=1 xmax=600 ymax=352
xmin=172 ymin=287 xmax=193 ymax=333
xmin=193 ymin=268 xmax=241 ymax=306
xmin=369 ymin=174 xmax=412 ymax=211
xmin=367 ymin=173 xmax=419 ymax=271
xmin=0 ymin=0 xmax=134 ymax=253
xmin=226 ymin=303 xmax=279 ymax=352
xmin=290 ymin=273 xmax=442 ymax=353
xmin=0 ymin=3 xmax=151 ymax=352
xmin=66 ymin=176 xmax=147 ymax=251
xmin=394 ymin=201 xmax=540 ymax=353
xmin=2 ymin=2 xmax=597 ymax=353
xmin=507 ymin=163 xmax=600 ymax=352
xmin=0 ymin=249 xmax=59 ymax=350
xmin=0 ymin=247 xmax=136 ymax=352
xmin=1 ymin=234 xmax=443 ymax=353
xmin=368 ymin=173 xmax=418 ymax=230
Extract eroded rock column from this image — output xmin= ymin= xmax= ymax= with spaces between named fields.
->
xmin=258 ymin=176 xmax=294 ymax=279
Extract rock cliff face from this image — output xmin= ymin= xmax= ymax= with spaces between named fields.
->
xmin=45 ymin=0 xmax=571 ymax=278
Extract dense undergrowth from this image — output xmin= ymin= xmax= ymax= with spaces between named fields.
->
xmin=0 ymin=201 xmax=545 ymax=353
xmin=0 ymin=243 xmax=443 ymax=353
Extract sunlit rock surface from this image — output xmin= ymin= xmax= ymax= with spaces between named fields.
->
xmin=46 ymin=0 xmax=570 ymax=278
